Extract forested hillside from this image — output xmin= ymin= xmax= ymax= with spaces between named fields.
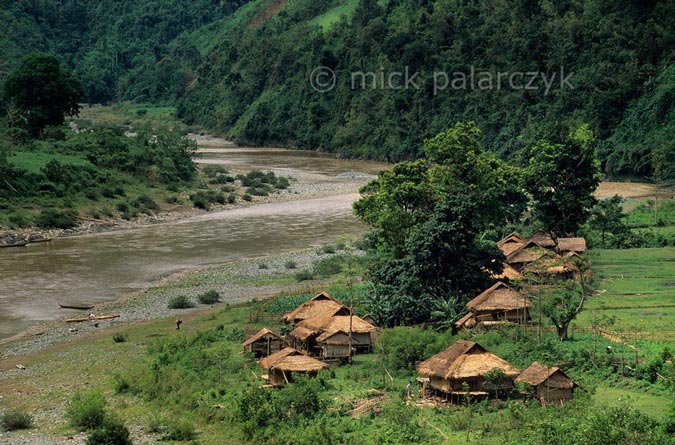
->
xmin=2 ymin=0 xmax=674 ymax=180
xmin=0 ymin=0 xmax=249 ymax=103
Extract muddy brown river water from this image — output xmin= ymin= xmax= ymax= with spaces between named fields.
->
xmin=0 ymin=146 xmax=388 ymax=339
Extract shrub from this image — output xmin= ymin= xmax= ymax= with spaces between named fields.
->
xmin=320 ymin=244 xmax=336 ymax=254
xmin=112 ymin=373 xmax=132 ymax=394
xmin=258 ymin=262 xmax=268 ymax=269
xmin=284 ymin=260 xmax=297 ymax=269
xmin=165 ymin=195 xmax=180 ymax=204
xmin=34 ymin=209 xmax=78 ymax=229
xmin=67 ymin=391 xmax=107 ymax=431
xmin=242 ymin=193 xmax=252 ymax=201
xmin=132 ymin=194 xmax=160 ymax=212
xmin=1 ymin=410 xmax=34 ymax=431
xmin=198 ymin=290 xmax=220 ymax=305
xmin=221 ymin=184 xmax=236 ymax=193
xmin=202 ymin=165 xmax=229 ymax=176
xmin=227 ymin=193 xmax=236 ymax=204
xmin=161 ymin=419 xmax=196 ymax=441
xmin=295 ymin=269 xmax=314 ymax=281
xmin=168 ymin=295 xmax=195 ymax=309
xmin=112 ymin=333 xmax=128 ymax=343
xmin=313 ymin=256 xmax=344 ymax=277
xmin=275 ymin=176 xmax=290 ymax=189
xmin=86 ymin=417 xmax=132 ymax=445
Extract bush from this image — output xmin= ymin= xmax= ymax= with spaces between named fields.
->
xmin=202 ymin=165 xmax=229 ymax=176
xmin=284 ymin=260 xmax=297 ymax=269
xmin=168 ymin=295 xmax=195 ymax=309
xmin=227 ymin=193 xmax=236 ymax=204
xmin=313 ymin=255 xmax=345 ymax=277
xmin=68 ymin=391 xmax=107 ymax=431
xmin=295 ymin=269 xmax=314 ymax=281
xmin=112 ymin=373 xmax=132 ymax=394
xmin=112 ymin=333 xmax=128 ymax=343
xmin=190 ymin=190 xmax=226 ymax=210
xmin=132 ymin=194 xmax=160 ymax=212
xmin=221 ymin=184 xmax=236 ymax=193
xmin=161 ymin=419 xmax=196 ymax=441
xmin=34 ymin=209 xmax=78 ymax=229
xmin=320 ymin=244 xmax=336 ymax=254
xmin=1 ymin=410 xmax=34 ymax=431
xmin=242 ymin=193 xmax=252 ymax=202
xmin=86 ymin=417 xmax=133 ymax=445
xmin=198 ymin=290 xmax=220 ymax=305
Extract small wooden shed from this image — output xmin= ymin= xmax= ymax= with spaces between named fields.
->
xmin=241 ymin=328 xmax=288 ymax=357
xmin=315 ymin=330 xmax=351 ymax=359
xmin=527 ymin=231 xmax=557 ymax=249
xmin=455 ymin=281 xmax=533 ymax=330
xmin=516 ymin=361 xmax=577 ymax=405
xmin=417 ymin=340 xmax=520 ymax=399
xmin=258 ymin=347 xmax=328 ymax=386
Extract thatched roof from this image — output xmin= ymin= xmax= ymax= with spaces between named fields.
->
xmin=259 ymin=347 xmax=302 ymax=369
xmin=506 ymin=241 xmax=551 ymax=264
xmin=241 ymin=328 xmax=285 ymax=348
xmin=260 ymin=347 xmax=328 ymax=372
xmin=492 ymin=262 xmax=523 ymax=281
xmin=290 ymin=313 xmax=377 ymax=341
xmin=417 ymin=340 xmax=520 ymax=380
xmin=525 ymin=255 xmax=578 ymax=276
xmin=315 ymin=329 xmax=350 ymax=344
xmin=282 ymin=291 xmax=348 ymax=324
xmin=466 ymin=282 xmax=533 ymax=312
xmin=527 ymin=231 xmax=556 ymax=248
xmin=516 ymin=361 xmax=576 ymax=388
xmin=556 ymin=237 xmax=587 ymax=253
xmin=270 ymin=355 xmax=329 ymax=372
xmin=497 ymin=231 xmax=526 ymax=256
xmin=454 ymin=312 xmax=476 ymax=329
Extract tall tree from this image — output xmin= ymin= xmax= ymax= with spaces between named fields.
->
xmin=523 ymin=124 xmax=601 ymax=237
xmin=587 ymin=195 xmax=630 ymax=247
xmin=542 ymin=255 xmax=593 ymax=341
xmin=3 ymin=53 xmax=82 ymax=136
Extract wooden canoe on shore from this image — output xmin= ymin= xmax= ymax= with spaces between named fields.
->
xmin=65 ymin=315 xmax=120 ymax=323
xmin=59 ymin=303 xmax=95 ymax=310
xmin=0 ymin=241 xmax=29 ymax=248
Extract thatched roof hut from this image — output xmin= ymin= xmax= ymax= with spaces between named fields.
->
xmin=289 ymin=313 xmax=378 ymax=355
xmin=516 ymin=361 xmax=577 ymax=405
xmin=556 ymin=237 xmax=587 ymax=254
xmin=455 ymin=282 xmax=532 ymax=330
xmin=492 ymin=262 xmax=523 ymax=281
xmin=282 ymin=291 xmax=347 ymax=325
xmin=524 ymin=255 xmax=579 ymax=280
xmin=258 ymin=347 xmax=328 ymax=386
xmin=497 ymin=231 xmax=526 ymax=256
xmin=527 ymin=231 xmax=557 ymax=248
xmin=241 ymin=328 xmax=288 ymax=357
xmin=506 ymin=241 xmax=551 ymax=269
xmin=417 ymin=340 xmax=520 ymax=396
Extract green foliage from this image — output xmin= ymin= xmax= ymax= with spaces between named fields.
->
xmin=585 ymin=195 xmax=630 ymax=248
xmin=2 ymin=53 xmax=82 ymax=136
xmin=190 ymin=190 xmax=226 ymax=210
xmin=294 ymin=269 xmax=314 ymax=281
xmin=168 ymin=295 xmax=196 ymax=309
xmin=0 ymin=409 xmax=34 ymax=431
xmin=67 ymin=391 xmax=107 ymax=431
xmin=161 ymin=419 xmax=196 ymax=441
xmin=112 ymin=333 xmax=128 ymax=343
xmin=284 ymin=259 xmax=297 ymax=269
xmin=523 ymin=125 xmax=601 ymax=236
xmin=236 ymin=377 xmax=327 ymax=442
xmin=376 ymin=327 xmax=449 ymax=373
xmin=86 ymin=417 xmax=133 ymax=445
xmin=34 ymin=208 xmax=78 ymax=229
xmin=197 ymin=290 xmax=220 ymax=305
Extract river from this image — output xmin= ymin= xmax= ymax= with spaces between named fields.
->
xmin=0 ymin=145 xmax=387 ymax=339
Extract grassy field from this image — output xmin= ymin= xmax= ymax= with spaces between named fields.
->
xmin=7 ymin=151 xmax=93 ymax=174
xmin=0 ymin=247 xmax=673 ymax=443
xmin=580 ymin=247 xmax=675 ymax=342
xmin=73 ymin=102 xmax=191 ymax=132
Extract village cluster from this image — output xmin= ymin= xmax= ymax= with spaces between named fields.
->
xmin=241 ymin=231 xmax=587 ymax=406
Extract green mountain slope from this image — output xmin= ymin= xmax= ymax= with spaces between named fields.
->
xmin=174 ymin=0 xmax=674 ymax=180
xmin=2 ymin=0 xmax=673 ymax=180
